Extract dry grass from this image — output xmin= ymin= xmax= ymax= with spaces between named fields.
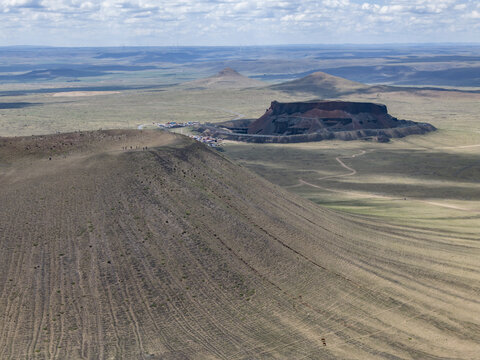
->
xmin=0 ymin=86 xmax=302 ymax=137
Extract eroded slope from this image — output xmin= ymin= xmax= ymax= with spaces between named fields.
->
xmin=0 ymin=130 xmax=478 ymax=359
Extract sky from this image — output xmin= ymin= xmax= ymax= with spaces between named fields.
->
xmin=0 ymin=0 xmax=479 ymax=46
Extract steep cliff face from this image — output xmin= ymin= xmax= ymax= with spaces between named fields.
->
xmin=248 ymin=100 xmax=401 ymax=135
xmin=198 ymin=100 xmax=436 ymax=143
xmin=269 ymin=100 xmax=387 ymax=115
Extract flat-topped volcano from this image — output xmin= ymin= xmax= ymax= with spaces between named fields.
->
xmin=249 ymin=100 xmax=402 ymax=135
xmin=198 ymin=100 xmax=436 ymax=143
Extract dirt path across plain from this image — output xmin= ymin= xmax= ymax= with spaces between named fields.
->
xmin=317 ymin=150 xmax=367 ymax=180
xmin=294 ymin=148 xmax=479 ymax=213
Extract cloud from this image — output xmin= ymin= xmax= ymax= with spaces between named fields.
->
xmin=3 ymin=0 xmax=42 ymax=7
xmin=465 ymin=9 xmax=480 ymax=18
xmin=0 ymin=0 xmax=479 ymax=45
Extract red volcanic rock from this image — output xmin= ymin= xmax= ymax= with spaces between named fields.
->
xmin=248 ymin=100 xmax=401 ymax=135
xmin=198 ymin=100 xmax=436 ymax=143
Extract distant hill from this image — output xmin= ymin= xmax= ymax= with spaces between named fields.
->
xmin=182 ymin=67 xmax=266 ymax=89
xmin=269 ymin=71 xmax=368 ymax=97
xmin=0 ymin=129 xmax=477 ymax=358
xmin=322 ymin=65 xmax=480 ymax=87
xmin=267 ymin=70 xmax=476 ymax=98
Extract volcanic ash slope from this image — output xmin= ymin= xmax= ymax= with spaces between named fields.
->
xmin=0 ymin=130 xmax=478 ymax=359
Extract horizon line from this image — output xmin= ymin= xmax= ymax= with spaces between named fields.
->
xmin=1 ymin=42 xmax=480 ymax=49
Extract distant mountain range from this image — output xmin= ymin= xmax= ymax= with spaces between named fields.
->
xmin=1 ymin=45 xmax=480 ymax=87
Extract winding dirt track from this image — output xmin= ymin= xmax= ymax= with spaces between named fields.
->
xmin=317 ymin=150 xmax=367 ymax=180
xmin=296 ymin=148 xmax=479 ymax=212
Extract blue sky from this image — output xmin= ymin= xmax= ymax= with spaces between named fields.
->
xmin=0 ymin=0 xmax=479 ymax=46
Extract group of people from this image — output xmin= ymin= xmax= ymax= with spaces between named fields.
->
xmin=121 ymin=146 xmax=149 ymax=150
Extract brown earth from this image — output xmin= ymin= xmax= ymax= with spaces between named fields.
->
xmin=0 ymin=130 xmax=478 ymax=359
xmin=199 ymin=100 xmax=435 ymax=143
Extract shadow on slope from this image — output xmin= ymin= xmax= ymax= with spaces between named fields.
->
xmin=224 ymin=144 xmax=480 ymax=200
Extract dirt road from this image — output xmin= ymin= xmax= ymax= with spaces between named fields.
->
xmin=296 ymin=149 xmax=478 ymax=212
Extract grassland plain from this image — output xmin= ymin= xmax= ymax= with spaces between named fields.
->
xmin=0 ymin=82 xmax=304 ymax=137
xmin=1 ymin=67 xmax=480 ymax=359
xmin=1 ymin=130 xmax=479 ymax=359
xmin=222 ymin=88 xmax=480 ymax=255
